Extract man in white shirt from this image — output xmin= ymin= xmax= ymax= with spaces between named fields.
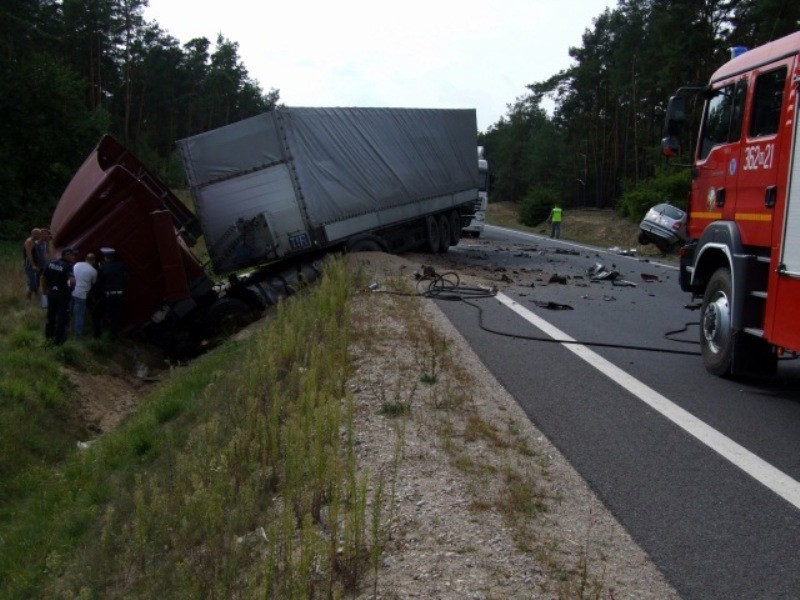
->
xmin=72 ymin=253 xmax=98 ymax=339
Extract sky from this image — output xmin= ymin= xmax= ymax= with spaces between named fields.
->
xmin=143 ymin=0 xmax=616 ymax=132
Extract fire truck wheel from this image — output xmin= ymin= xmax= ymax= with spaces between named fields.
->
xmin=701 ymin=268 xmax=734 ymax=376
xmin=449 ymin=210 xmax=461 ymax=245
xmin=425 ymin=215 xmax=441 ymax=253
xmin=437 ymin=215 xmax=451 ymax=253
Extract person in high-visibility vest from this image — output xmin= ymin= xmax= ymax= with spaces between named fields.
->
xmin=548 ymin=204 xmax=563 ymax=239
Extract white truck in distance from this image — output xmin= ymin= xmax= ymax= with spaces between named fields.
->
xmin=463 ymin=146 xmax=489 ymax=237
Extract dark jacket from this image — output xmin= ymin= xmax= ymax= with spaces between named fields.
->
xmin=97 ymin=260 xmax=127 ymax=295
xmin=44 ymin=258 xmax=73 ymax=294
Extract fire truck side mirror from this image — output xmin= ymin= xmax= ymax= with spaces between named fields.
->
xmin=664 ymin=95 xmax=686 ymax=137
xmin=661 ymin=136 xmax=680 ymax=158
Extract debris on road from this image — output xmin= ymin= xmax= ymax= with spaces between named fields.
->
xmin=533 ymin=300 xmax=574 ymax=310
xmin=588 ymin=262 xmax=620 ymax=281
xmin=641 ymin=273 xmax=660 ymax=282
xmin=548 ymin=274 xmax=568 ymax=285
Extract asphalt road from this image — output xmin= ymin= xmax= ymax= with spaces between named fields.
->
xmin=435 ymin=225 xmax=800 ymax=600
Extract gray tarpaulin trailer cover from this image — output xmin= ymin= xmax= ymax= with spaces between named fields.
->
xmin=177 ymin=107 xmax=479 ymax=275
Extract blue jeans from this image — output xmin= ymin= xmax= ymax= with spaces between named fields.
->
xmin=72 ymin=296 xmax=88 ymax=339
xmin=24 ymin=262 xmax=38 ymax=294
xmin=551 ymin=221 xmax=561 ymax=238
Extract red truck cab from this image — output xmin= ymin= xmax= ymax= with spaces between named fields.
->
xmin=50 ymin=136 xmax=215 ymax=348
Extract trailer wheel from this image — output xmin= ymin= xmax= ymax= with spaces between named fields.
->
xmin=437 ymin=215 xmax=451 ymax=253
xmin=701 ymin=268 xmax=734 ymax=376
xmin=346 ymin=235 xmax=386 ymax=253
xmin=205 ymin=297 xmax=252 ymax=339
xmin=449 ymin=210 xmax=461 ymax=245
xmin=425 ymin=215 xmax=441 ymax=253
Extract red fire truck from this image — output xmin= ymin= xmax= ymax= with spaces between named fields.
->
xmin=662 ymin=30 xmax=800 ymax=377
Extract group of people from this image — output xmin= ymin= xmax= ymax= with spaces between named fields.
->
xmin=23 ymin=228 xmax=128 ymax=346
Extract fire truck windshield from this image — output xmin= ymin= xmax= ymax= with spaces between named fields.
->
xmin=699 ymin=81 xmax=746 ymax=160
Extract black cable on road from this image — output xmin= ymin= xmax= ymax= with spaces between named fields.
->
xmin=457 ymin=297 xmax=702 ymax=357
xmin=372 ymin=270 xmax=703 ymax=357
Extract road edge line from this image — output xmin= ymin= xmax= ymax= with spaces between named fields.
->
xmin=495 ymin=291 xmax=800 ymax=512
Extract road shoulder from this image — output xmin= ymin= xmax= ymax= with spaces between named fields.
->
xmin=347 ymin=252 xmax=679 ymax=599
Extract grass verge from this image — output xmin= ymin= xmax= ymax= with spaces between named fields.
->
xmin=0 ymin=254 xmax=396 ymax=598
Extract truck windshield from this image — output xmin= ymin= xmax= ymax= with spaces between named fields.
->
xmin=699 ymin=81 xmax=746 ymax=160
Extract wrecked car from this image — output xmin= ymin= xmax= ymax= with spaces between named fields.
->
xmin=638 ymin=202 xmax=687 ymax=253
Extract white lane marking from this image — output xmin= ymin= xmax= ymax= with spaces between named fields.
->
xmin=484 ymin=224 xmax=678 ymax=271
xmin=495 ymin=291 xmax=800 ymax=511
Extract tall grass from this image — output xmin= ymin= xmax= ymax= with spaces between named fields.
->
xmin=0 ymin=255 xmax=395 ymax=598
xmin=0 ymin=242 xmax=93 ymax=507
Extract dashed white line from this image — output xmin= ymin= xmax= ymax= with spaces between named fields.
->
xmin=495 ymin=291 xmax=800 ymax=511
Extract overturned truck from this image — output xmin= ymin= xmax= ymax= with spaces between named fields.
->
xmin=51 ymin=107 xmax=480 ymax=353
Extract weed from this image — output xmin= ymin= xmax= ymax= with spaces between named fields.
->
xmin=7 ymin=327 xmax=39 ymax=350
xmin=152 ymin=395 xmax=183 ymax=424
xmin=464 ymin=412 xmax=510 ymax=449
xmin=412 ymin=323 xmax=448 ymax=384
xmin=50 ymin=341 xmax=87 ymax=369
xmin=366 ymin=359 xmax=417 ymax=417
xmin=380 ymin=401 xmax=412 ymax=417
xmin=419 ymin=372 xmax=437 ymax=384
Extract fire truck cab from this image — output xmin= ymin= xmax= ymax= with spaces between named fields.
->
xmin=662 ymin=31 xmax=800 ymax=377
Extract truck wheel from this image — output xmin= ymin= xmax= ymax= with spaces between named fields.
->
xmin=437 ymin=215 xmax=451 ymax=253
xmin=205 ymin=297 xmax=252 ymax=339
xmin=425 ymin=215 xmax=441 ymax=253
xmin=449 ymin=210 xmax=461 ymax=245
xmin=700 ymin=268 xmax=733 ymax=376
xmin=346 ymin=235 xmax=386 ymax=253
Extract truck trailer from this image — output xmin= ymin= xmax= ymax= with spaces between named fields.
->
xmin=50 ymin=107 xmax=480 ymax=353
xmin=661 ymin=30 xmax=800 ymax=377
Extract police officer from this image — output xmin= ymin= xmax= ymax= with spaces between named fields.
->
xmin=93 ymin=247 xmax=127 ymax=341
xmin=43 ymin=247 xmax=77 ymax=344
